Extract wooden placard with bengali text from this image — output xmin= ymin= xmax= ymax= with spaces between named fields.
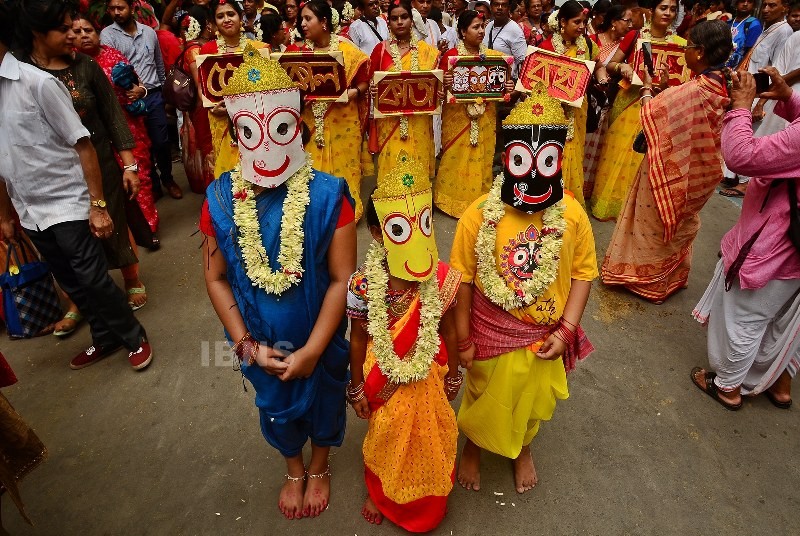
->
xmin=446 ymin=55 xmax=514 ymax=103
xmin=196 ymin=49 xmax=271 ymax=108
xmin=631 ymin=41 xmax=691 ymax=87
xmin=272 ymin=50 xmax=348 ymax=101
xmin=371 ymin=70 xmax=444 ymax=118
xmin=515 ymin=47 xmax=596 ymax=107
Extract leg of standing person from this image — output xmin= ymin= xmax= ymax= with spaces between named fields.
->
xmin=25 ymin=220 xmax=152 ymax=370
xmin=144 ymin=89 xmax=182 ymax=200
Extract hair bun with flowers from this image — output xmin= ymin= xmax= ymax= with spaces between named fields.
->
xmin=184 ymin=16 xmax=201 ymax=41
xmin=548 ymin=9 xmax=559 ymax=31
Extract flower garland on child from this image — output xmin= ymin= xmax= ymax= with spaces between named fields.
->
xmin=388 ymin=30 xmax=420 ymax=139
xmin=365 ymin=242 xmax=443 ymax=384
xmin=475 ymin=172 xmax=566 ymax=311
xmin=456 ymin=40 xmax=489 ymax=146
xmin=231 ymin=156 xmax=313 ymax=294
xmin=304 ymin=35 xmax=340 ymax=148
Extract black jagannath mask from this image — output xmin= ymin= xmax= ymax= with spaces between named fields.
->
xmin=501 ymin=124 xmax=568 ymax=214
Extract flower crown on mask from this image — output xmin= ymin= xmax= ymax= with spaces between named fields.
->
xmin=503 ymin=83 xmax=568 ymax=127
xmin=374 ymin=151 xmax=432 ymax=200
xmin=221 ymin=43 xmax=296 ymax=96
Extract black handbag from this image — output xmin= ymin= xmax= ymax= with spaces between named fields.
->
xmin=163 ymin=45 xmax=197 ymax=112
xmin=787 ymin=179 xmax=800 ymax=251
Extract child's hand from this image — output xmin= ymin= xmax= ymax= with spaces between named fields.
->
xmin=278 ymin=347 xmax=319 ymax=381
xmin=253 ymin=344 xmax=290 ymax=375
xmin=351 ymin=398 xmax=370 ymax=419
xmin=444 ymin=383 xmax=459 ymax=402
xmin=536 ymin=333 xmax=566 ymax=360
xmin=459 ymin=342 xmax=475 ymax=370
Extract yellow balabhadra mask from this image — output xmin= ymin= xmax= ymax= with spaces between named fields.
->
xmin=372 ymin=152 xmax=438 ymax=282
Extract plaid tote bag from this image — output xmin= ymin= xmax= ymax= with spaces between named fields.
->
xmin=0 ymin=241 xmax=62 ymax=339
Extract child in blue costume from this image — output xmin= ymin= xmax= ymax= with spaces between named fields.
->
xmin=200 ymin=44 xmax=357 ymax=520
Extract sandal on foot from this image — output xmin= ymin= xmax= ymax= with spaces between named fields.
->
xmin=690 ymin=367 xmax=742 ymax=411
xmin=764 ymin=390 xmax=792 ymax=409
xmin=53 ymin=311 xmax=83 ymax=338
xmin=720 ymin=176 xmax=739 ymax=188
xmin=127 ymin=286 xmax=147 ymax=311
xmin=719 ymin=186 xmax=746 ymax=198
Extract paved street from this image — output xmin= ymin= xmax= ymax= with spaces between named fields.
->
xmin=2 ymin=168 xmax=798 ymax=535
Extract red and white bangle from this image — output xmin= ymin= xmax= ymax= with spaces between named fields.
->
xmin=457 ymin=337 xmax=474 ymax=352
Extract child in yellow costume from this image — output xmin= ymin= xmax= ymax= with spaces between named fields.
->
xmin=346 ymin=152 xmax=462 ymax=532
xmin=450 ymin=87 xmax=597 ymax=494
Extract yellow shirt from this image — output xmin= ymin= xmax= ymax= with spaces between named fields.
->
xmin=450 ymin=194 xmax=598 ymax=325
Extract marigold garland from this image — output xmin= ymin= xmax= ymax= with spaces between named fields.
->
xmin=231 ymin=156 xmax=313 ymax=294
xmin=456 ymin=40 xmax=488 ymax=147
xmin=476 ymin=172 xmax=566 ymax=311
xmin=365 ymin=242 xmax=443 ymax=384
xmin=305 ymin=35 xmax=340 ymax=147
xmin=388 ymin=30 xmax=420 ymax=139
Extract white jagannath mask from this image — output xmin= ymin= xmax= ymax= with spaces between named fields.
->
xmin=225 ymin=89 xmax=306 ymax=188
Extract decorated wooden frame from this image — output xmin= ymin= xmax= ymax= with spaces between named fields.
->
xmin=631 ymin=41 xmax=691 ymax=87
xmin=371 ymin=70 xmax=444 ymax=118
xmin=271 ymin=50 xmax=348 ymax=102
xmin=196 ymin=49 xmax=272 ymax=108
xmin=515 ymin=47 xmax=596 ymax=107
xmin=445 ymin=54 xmax=514 ymax=103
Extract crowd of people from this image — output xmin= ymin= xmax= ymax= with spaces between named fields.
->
xmin=1 ymin=0 xmax=799 ymax=531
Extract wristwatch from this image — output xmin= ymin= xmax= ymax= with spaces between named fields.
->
xmin=90 ymin=199 xmax=107 ymax=209
xmin=123 ymin=162 xmax=139 ymax=173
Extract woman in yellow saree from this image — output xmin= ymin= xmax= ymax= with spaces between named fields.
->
xmin=198 ymin=0 xmax=268 ymax=178
xmin=538 ymin=1 xmax=608 ymax=208
xmin=589 ymin=0 xmax=685 ymax=221
xmin=437 ymin=10 xmax=514 ymax=218
xmin=368 ymin=0 xmax=439 ymax=182
xmin=288 ymin=1 xmax=371 ymax=219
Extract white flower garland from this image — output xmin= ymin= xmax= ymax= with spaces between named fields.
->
xmin=305 ymin=35 xmax=340 ymax=148
xmin=216 ymin=28 xmax=250 ymax=53
xmin=388 ymin=31 xmax=420 ymax=139
xmin=475 ymin=172 xmax=566 ymax=311
xmin=365 ymin=242 xmax=443 ymax=384
xmin=185 ymin=17 xmax=201 ymax=41
xmin=457 ymin=40 xmax=488 ymax=147
xmin=231 ymin=156 xmax=313 ymax=295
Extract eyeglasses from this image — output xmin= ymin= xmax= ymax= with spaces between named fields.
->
xmin=619 ymin=18 xmax=632 ymax=23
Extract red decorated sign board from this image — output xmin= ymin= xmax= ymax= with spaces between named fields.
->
xmin=516 ymin=47 xmax=596 ymax=107
xmin=272 ymin=51 xmax=348 ymax=101
xmin=371 ymin=70 xmax=444 ymax=117
xmin=446 ymin=55 xmax=514 ymax=103
xmin=196 ymin=50 xmax=269 ymax=108
xmin=631 ymin=41 xmax=691 ymax=87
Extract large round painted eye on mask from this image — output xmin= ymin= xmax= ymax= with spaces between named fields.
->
xmin=500 ymin=86 xmax=570 ymax=214
xmin=372 ymin=152 xmax=439 ymax=282
xmin=222 ymin=43 xmax=306 ymax=188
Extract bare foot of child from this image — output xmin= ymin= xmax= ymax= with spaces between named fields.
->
xmin=361 ymin=495 xmax=383 ymax=524
xmin=513 ymin=445 xmax=538 ymax=494
xmin=303 ymin=467 xmax=330 ymax=518
xmin=278 ymin=475 xmax=305 ymax=520
xmin=458 ymin=439 xmax=481 ymax=491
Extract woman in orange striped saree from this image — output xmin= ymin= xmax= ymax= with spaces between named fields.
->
xmin=601 ymin=21 xmax=733 ymax=303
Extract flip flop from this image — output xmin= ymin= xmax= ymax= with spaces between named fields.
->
xmin=720 ymin=176 xmax=739 ymax=188
xmin=690 ymin=367 xmax=742 ymax=411
xmin=127 ymin=286 xmax=147 ymax=311
xmin=719 ymin=187 xmax=746 ymax=198
xmin=53 ymin=311 xmax=83 ymax=338
xmin=764 ymin=390 xmax=792 ymax=409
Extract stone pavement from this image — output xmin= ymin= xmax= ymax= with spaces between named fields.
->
xmin=1 ymin=169 xmax=798 ymax=535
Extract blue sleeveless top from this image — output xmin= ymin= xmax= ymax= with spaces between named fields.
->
xmin=206 ymin=170 xmax=351 ymax=423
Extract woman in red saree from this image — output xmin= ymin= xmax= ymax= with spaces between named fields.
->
xmin=601 ymin=21 xmax=733 ymax=303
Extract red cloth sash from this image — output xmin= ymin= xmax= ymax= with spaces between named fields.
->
xmin=363 ymin=262 xmax=460 ymax=412
xmin=470 ymin=288 xmax=594 ymax=373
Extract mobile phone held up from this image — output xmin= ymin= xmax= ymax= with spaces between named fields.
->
xmin=641 ymin=42 xmax=655 ymax=77
xmin=753 ymin=72 xmax=771 ymax=94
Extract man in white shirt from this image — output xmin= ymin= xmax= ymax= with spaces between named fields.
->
xmin=483 ymin=0 xmax=527 ymax=79
xmin=349 ymin=0 xmax=389 ymax=55
xmin=0 ymin=10 xmax=153 ymax=371
xmin=413 ymin=0 xmax=444 ymax=47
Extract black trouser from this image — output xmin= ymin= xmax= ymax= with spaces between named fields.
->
xmin=25 ymin=220 xmax=145 ymax=351
xmin=143 ymin=88 xmax=174 ymax=194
